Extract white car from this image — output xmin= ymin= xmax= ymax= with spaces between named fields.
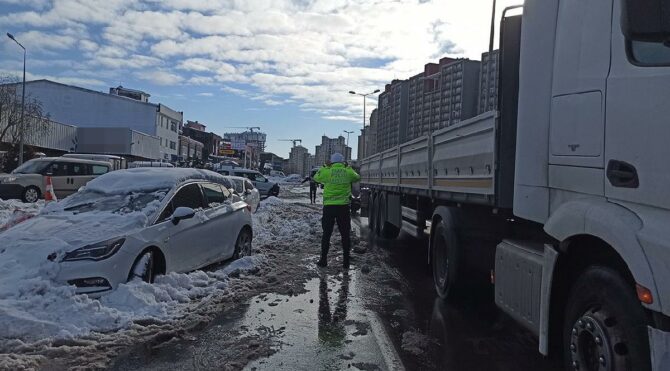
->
xmin=1 ymin=168 xmax=252 ymax=296
xmin=227 ymin=176 xmax=261 ymax=212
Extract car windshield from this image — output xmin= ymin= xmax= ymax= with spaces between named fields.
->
xmin=57 ymin=189 xmax=168 ymax=216
xmin=11 ymin=160 xmax=50 ymax=174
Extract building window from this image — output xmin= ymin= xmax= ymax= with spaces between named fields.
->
xmin=170 ymin=141 xmax=176 ymax=150
xmin=171 ymin=120 xmax=178 ymax=132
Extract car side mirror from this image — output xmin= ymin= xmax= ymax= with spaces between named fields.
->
xmin=264 ymin=178 xmax=269 ymax=183
xmin=244 ymin=189 xmax=251 ymax=195
xmin=171 ymin=207 xmax=195 ymax=225
xmin=622 ymin=0 xmax=670 ymax=42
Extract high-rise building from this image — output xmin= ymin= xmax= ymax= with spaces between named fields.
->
xmin=358 ymin=108 xmax=379 ymax=158
xmin=224 ymin=130 xmax=267 ymax=153
xmin=376 ymin=80 xmax=409 ymax=151
xmin=315 ymin=135 xmax=351 ymax=166
xmin=478 ymin=49 xmax=500 ymax=114
xmin=288 ymin=145 xmax=309 ymax=176
xmin=406 ymin=58 xmax=481 ymax=141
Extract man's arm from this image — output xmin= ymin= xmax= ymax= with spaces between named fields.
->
xmin=313 ymin=166 xmax=328 ymax=184
xmin=347 ymin=167 xmax=361 ymax=182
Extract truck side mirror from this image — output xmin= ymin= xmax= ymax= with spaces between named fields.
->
xmin=622 ymin=0 xmax=670 ymax=42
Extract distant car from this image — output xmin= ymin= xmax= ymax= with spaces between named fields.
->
xmin=1 ymin=168 xmax=253 ymax=296
xmin=0 ymin=157 xmax=111 ymax=202
xmin=282 ymin=174 xmax=303 ymax=183
xmin=62 ymin=153 xmax=126 ymax=171
xmin=217 ymin=167 xmax=279 ymax=197
xmin=227 ymin=176 xmax=260 ymax=212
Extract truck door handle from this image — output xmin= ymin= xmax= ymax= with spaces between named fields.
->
xmin=606 ymin=160 xmax=639 ymax=188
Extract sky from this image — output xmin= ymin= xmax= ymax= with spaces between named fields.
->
xmin=0 ymin=0 xmax=521 ymax=159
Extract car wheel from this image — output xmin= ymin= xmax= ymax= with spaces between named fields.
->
xmin=563 ymin=266 xmax=651 ymax=371
xmin=233 ymin=228 xmax=253 ymax=259
xmin=129 ymin=250 xmax=155 ymax=283
xmin=22 ymin=186 xmax=41 ymax=203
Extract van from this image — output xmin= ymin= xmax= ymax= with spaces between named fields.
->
xmin=62 ymin=153 xmax=126 ymax=171
xmin=0 ymin=157 xmax=111 ymax=202
xmin=217 ymin=167 xmax=279 ymax=197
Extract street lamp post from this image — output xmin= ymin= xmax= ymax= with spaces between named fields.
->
xmin=349 ymin=89 xmax=380 ymax=160
xmin=343 ymin=130 xmax=354 ymax=147
xmin=6 ymin=33 xmax=26 ymax=165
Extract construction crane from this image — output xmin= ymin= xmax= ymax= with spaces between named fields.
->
xmin=279 ymin=139 xmax=302 ymax=147
xmin=225 ymin=126 xmax=261 ymax=132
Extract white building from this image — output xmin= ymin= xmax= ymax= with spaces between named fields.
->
xmin=18 ymin=80 xmax=182 ymax=161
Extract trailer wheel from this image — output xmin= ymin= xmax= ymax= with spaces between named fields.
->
xmin=368 ymin=193 xmax=378 ymax=236
xmin=379 ymin=193 xmax=400 ymax=239
xmin=563 ymin=266 xmax=651 ymax=371
xmin=431 ymin=216 xmax=459 ymax=300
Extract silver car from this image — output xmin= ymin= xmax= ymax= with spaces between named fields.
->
xmin=2 ymin=168 xmax=253 ymax=296
xmin=0 ymin=157 xmax=111 ymax=202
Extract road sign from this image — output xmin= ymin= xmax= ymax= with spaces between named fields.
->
xmin=219 ymin=149 xmax=235 ymax=155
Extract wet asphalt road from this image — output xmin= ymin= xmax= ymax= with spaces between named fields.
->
xmin=110 ymin=212 xmax=560 ymax=371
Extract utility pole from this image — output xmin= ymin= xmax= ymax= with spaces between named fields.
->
xmin=349 ymin=89 xmax=380 ymax=161
xmin=7 ymin=33 xmax=26 ymax=165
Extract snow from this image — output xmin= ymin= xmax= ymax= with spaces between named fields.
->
xmin=0 ymin=199 xmax=43 ymax=231
xmin=85 ymin=167 xmax=231 ymax=195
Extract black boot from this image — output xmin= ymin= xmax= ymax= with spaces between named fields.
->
xmin=317 ymin=259 xmax=327 ymax=267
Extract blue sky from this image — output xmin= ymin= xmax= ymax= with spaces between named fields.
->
xmin=0 ymin=0 xmax=519 ymax=159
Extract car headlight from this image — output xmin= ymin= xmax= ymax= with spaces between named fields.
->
xmin=62 ymin=238 xmax=125 ymax=262
xmin=1 ymin=176 xmax=17 ymax=183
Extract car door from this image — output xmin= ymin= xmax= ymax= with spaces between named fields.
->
xmin=46 ymin=161 xmax=73 ymax=198
xmin=200 ymin=182 xmax=239 ymax=261
xmin=69 ymin=162 xmax=96 ymax=193
xmin=164 ymin=183 xmax=210 ymax=272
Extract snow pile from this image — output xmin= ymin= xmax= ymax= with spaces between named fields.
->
xmin=0 ymin=199 xmax=43 ymax=231
xmin=85 ymin=167 xmax=230 ymax=195
xmin=0 ymin=255 xmax=264 ymax=342
xmin=253 ymin=196 xmax=321 ymax=247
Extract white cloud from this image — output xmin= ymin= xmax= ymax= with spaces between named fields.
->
xmin=136 ymin=70 xmax=183 ymax=85
xmin=196 ymin=92 xmax=213 ymax=97
xmin=0 ymin=0 xmax=523 ymax=122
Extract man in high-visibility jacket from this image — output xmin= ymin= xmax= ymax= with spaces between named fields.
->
xmin=313 ymin=153 xmax=360 ymax=269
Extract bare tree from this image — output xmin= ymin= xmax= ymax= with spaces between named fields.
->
xmin=0 ymin=75 xmax=50 ymax=171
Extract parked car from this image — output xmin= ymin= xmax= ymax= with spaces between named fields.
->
xmin=227 ymin=176 xmax=260 ymax=212
xmin=217 ymin=167 xmax=279 ymax=197
xmin=282 ymin=174 xmax=303 ymax=183
xmin=0 ymin=157 xmax=111 ymax=202
xmin=2 ymin=168 xmax=253 ymax=296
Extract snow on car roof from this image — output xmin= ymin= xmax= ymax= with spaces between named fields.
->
xmin=85 ymin=168 xmax=230 ymax=194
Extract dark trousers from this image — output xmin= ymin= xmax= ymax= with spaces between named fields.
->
xmin=321 ymin=205 xmax=351 ymax=263
xmin=309 ymin=185 xmax=317 ymax=204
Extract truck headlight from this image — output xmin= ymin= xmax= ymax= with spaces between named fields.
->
xmin=63 ymin=238 xmax=125 ymax=262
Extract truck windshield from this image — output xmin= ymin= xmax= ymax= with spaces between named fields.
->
xmin=11 ymin=160 xmax=50 ymax=175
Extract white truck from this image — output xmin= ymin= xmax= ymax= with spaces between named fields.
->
xmin=360 ymin=1 xmax=670 ymax=370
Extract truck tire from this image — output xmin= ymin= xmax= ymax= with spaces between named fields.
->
xmin=563 ymin=266 xmax=651 ymax=371
xmin=431 ymin=216 xmax=460 ymax=300
xmin=379 ymin=193 xmax=400 ymax=239
xmin=368 ymin=193 xmax=378 ymax=236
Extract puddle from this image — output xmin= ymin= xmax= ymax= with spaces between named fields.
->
xmin=111 ymin=270 xmax=399 ymax=371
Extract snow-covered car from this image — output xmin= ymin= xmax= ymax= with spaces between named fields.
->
xmin=1 ymin=168 xmax=253 ymax=297
xmin=282 ymin=174 xmax=303 ymax=183
xmin=227 ymin=176 xmax=260 ymax=212
xmin=217 ymin=167 xmax=280 ymax=198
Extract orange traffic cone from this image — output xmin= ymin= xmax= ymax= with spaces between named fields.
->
xmin=44 ymin=176 xmax=57 ymax=203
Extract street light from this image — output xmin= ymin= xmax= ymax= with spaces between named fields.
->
xmin=349 ymin=89 xmax=379 ymax=159
xmin=6 ymin=32 xmax=26 ymax=165
xmin=343 ymin=130 xmax=354 ymax=147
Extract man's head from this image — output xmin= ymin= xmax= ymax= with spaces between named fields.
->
xmin=330 ymin=153 xmax=344 ymax=164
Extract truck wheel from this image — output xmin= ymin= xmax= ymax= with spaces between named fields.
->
xmin=563 ymin=266 xmax=651 ymax=371
xmin=368 ymin=194 xmax=377 ymax=236
xmin=379 ymin=193 xmax=400 ymax=239
xmin=431 ymin=217 xmax=459 ymax=300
